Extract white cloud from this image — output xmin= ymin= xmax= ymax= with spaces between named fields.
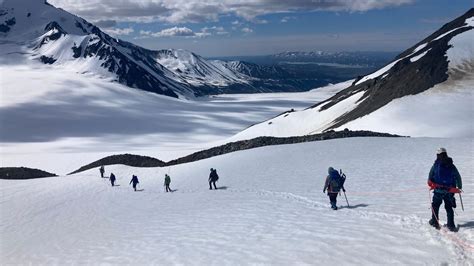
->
xmin=48 ymin=0 xmax=415 ymax=24
xmin=241 ymin=27 xmax=253 ymax=34
xmin=139 ymin=26 xmax=224 ymax=38
xmin=281 ymin=16 xmax=296 ymax=23
xmin=140 ymin=26 xmax=195 ymax=38
xmin=202 ymin=26 xmax=229 ymax=35
xmin=103 ymin=27 xmax=135 ymax=36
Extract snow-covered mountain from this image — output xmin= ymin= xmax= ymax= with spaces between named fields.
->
xmin=219 ymin=60 xmax=289 ymax=79
xmin=0 ymin=0 xmax=197 ymax=98
xmin=0 ymin=0 xmax=311 ymax=98
xmin=153 ymin=49 xmax=301 ymax=94
xmin=232 ymin=9 xmax=474 ymax=139
xmin=154 ymin=49 xmax=252 ymax=92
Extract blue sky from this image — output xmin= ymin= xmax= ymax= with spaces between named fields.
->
xmin=49 ymin=0 xmax=473 ymax=57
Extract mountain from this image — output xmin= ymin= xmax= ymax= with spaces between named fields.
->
xmin=270 ymin=51 xmax=398 ymax=67
xmin=219 ymin=60 xmax=290 ymax=79
xmin=231 ymin=9 xmax=474 ymax=139
xmin=0 ymin=0 xmax=195 ymax=98
xmin=0 ymin=0 xmax=338 ymax=98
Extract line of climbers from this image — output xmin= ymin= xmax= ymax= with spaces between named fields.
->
xmin=98 ymin=147 xmax=463 ymax=232
xmin=100 ymin=167 xmax=221 ymax=192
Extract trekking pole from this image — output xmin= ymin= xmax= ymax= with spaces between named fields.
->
xmin=459 ymin=193 xmax=464 ymax=211
xmin=343 ymin=190 xmax=349 ymax=207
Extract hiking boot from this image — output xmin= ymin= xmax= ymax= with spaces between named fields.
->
xmin=446 ymin=224 xmax=458 ymax=232
xmin=429 ymin=219 xmax=440 ymax=230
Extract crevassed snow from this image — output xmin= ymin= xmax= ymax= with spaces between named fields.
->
xmin=1 ymin=137 xmax=473 ymax=264
xmin=410 ymin=48 xmax=431 ymax=62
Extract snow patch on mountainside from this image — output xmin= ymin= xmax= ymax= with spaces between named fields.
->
xmin=410 ymin=49 xmax=431 ymax=62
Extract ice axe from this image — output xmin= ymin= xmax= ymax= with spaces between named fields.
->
xmin=343 ymin=190 xmax=350 ymax=207
xmin=459 ymin=193 xmax=464 ymax=211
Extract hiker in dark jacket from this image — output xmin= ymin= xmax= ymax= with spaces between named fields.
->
xmin=428 ymin=148 xmax=462 ymax=231
xmin=109 ymin=173 xmax=116 ymax=187
xmin=99 ymin=165 xmax=105 ymax=178
xmin=129 ymin=175 xmax=139 ymax=191
xmin=323 ymin=167 xmax=345 ymax=210
xmin=209 ymin=168 xmax=219 ymax=190
xmin=164 ymin=174 xmax=172 ymax=192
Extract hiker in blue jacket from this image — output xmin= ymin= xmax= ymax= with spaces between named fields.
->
xmin=428 ymin=148 xmax=462 ymax=231
xmin=129 ymin=175 xmax=139 ymax=191
xmin=323 ymin=167 xmax=345 ymax=210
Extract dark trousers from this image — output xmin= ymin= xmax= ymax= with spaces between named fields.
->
xmin=165 ymin=184 xmax=171 ymax=192
xmin=100 ymin=171 xmax=104 ymax=178
xmin=328 ymin=192 xmax=338 ymax=207
xmin=209 ymin=181 xmax=217 ymax=190
xmin=431 ymin=192 xmax=456 ymax=227
xmin=111 ymin=180 xmax=115 ymax=186
xmin=132 ymin=184 xmax=137 ymax=191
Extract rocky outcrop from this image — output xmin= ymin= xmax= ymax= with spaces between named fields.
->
xmin=69 ymin=154 xmax=166 ymax=175
xmin=0 ymin=167 xmax=57 ymax=180
xmin=70 ymin=130 xmax=403 ymax=174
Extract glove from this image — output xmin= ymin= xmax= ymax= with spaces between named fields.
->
xmin=427 ymin=180 xmax=435 ymax=189
xmin=323 ymin=189 xmax=326 ymax=193
xmin=342 ymin=188 xmax=346 ymax=192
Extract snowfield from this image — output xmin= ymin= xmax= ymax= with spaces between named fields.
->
xmin=0 ymin=56 xmax=347 ymax=174
xmin=1 ymin=137 xmax=473 ymax=264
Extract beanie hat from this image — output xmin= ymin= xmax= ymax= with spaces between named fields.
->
xmin=436 ymin=147 xmax=447 ymax=154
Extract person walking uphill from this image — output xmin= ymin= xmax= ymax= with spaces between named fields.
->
xmin=323 ymin=167 xmax=345 ymax=210
xmin=109 ymin=173 xmax=116 ymax=187
xmin=164 ymin=174 xmax=172 ymax=192
xmin=129 ymin=175 xmax=139 ymax=191
xmin=428 ymin=148 xmax=462 ymax=232
xmin=209 ymin=168 xmax=219 ymax=190
xmin=99 ymin=165 xmax=105 ymax=178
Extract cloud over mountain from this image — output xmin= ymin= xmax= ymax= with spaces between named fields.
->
xmin=48 ymin=0 xmax=414 ymax=24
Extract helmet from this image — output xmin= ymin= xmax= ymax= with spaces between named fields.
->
xmin=328 ymin=167 xmax=334 ymax=174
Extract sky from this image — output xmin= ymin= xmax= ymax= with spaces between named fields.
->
xmin=47 ymin=0 xmax=473 ymax=57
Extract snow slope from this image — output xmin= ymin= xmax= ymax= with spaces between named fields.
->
xmin=231 ymin=10 xmax=474 ymax=140
xmin=0 ymin=53 xmax=346 ymax=174
xmin=1 ymin=137 xmax=473 ymax=264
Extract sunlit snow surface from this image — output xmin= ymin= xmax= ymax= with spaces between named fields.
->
xmin=0 ymin=50 xmax=345 ymax=174
xmin=1 ymin=137 xmax=473 ymax=264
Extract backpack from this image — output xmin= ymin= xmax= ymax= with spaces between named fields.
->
xmin=433 ymin=160 xmax=456 ymax=187
xmin=329 ymin=169 xmax=345 ymax=192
